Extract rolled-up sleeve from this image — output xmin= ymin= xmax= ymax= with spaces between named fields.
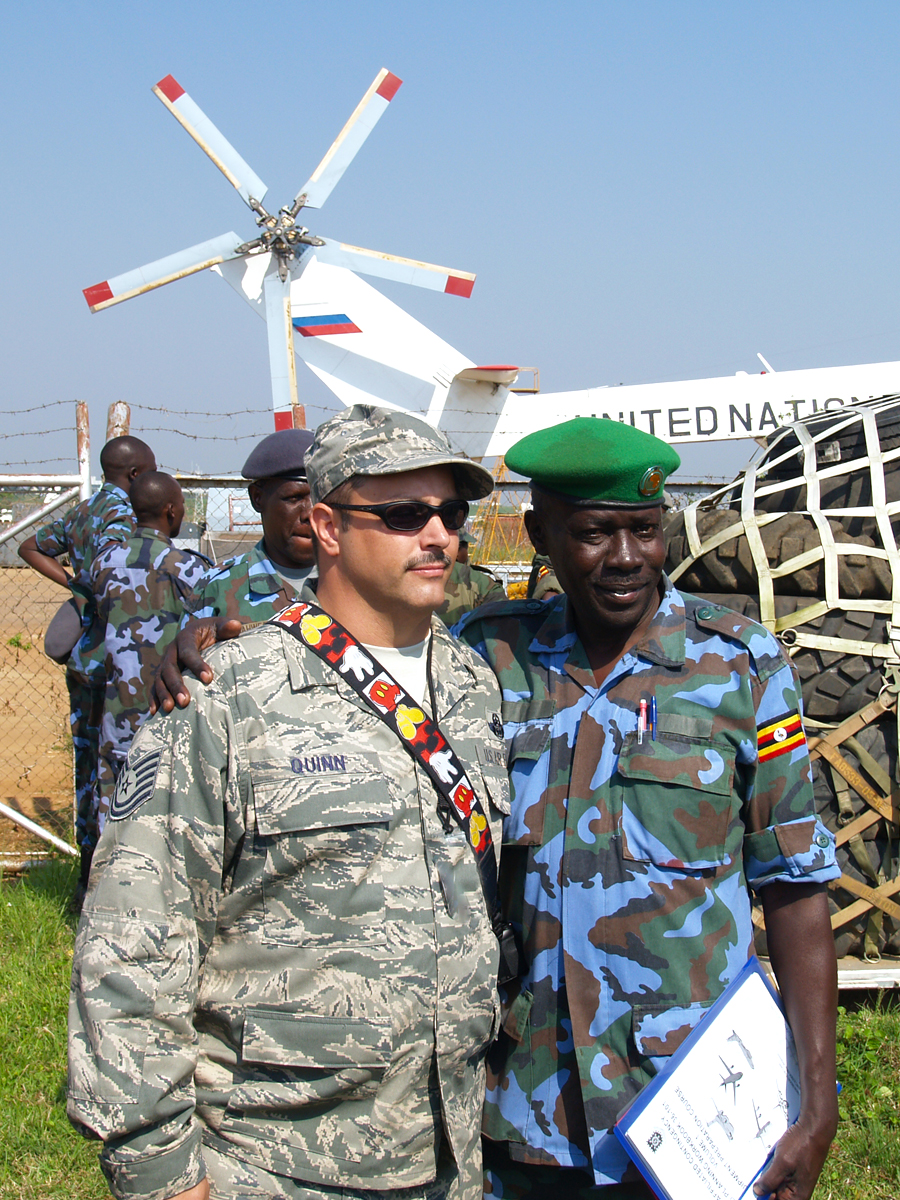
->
xmin=743 ymin=657 xmax=839 ymax=891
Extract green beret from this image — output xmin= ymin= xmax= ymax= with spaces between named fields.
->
xmin=506 ymin=417 xmax=680 ymax=504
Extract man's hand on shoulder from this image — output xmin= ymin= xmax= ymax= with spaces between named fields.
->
xmin=150 ymin=617 xmax=242 ymax=713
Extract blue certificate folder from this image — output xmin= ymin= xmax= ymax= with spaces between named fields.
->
xmin=614 ymin=957 xmax=797 ymax=1200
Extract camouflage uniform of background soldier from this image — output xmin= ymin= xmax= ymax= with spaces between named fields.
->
xmin=188 ymin=427 xmax=316 ymax=629
xmin=437 ymin=529 xmax=506 ymax=627
xmin=20 ymin=441 xmax=164 ymax=873
xmin=454 ymin=418 xmax=840 ymax=1199
xmin=69 ymin=405 xmax=508 ymax=1200
xmin=90 ymin=477 xmax=211 ymax=835
xmin=35 ymin=486 xmax=134 ymax=849
xmin=524 ymin=552 xmax=560 ymax=600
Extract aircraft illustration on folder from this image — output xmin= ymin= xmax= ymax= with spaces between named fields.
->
xmin=753 ymin=1101 xmax=772 ymax=1141
xmin=83 ymin=71 xmax=900 ymax=457
xmin=718 ymin=1058 xmax=743 ymax=1102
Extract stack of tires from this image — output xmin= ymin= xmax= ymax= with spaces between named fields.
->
xmin=664 ymin=397 xmax=900 ymax=959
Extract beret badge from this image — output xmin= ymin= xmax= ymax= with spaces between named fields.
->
xmin=639 ymin=466 xmax=664 ymax=497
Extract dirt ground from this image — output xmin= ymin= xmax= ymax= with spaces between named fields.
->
xmin=0 ymin=568 xmax=75 ymax=862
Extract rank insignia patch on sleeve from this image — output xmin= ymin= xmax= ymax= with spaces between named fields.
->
xmin=757 ymin=711 xmax=806 ymax=762
xmin=109 ymin=750 xmax=162 ymax=821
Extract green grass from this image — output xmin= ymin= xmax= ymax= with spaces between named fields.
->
xmin=2 ymin=860 xmax=899 ymax=1198
xmin=0 ymin=859 xmax=106 ymax=1199
xmin=815 ymin=997 xmax=900 ymax=1198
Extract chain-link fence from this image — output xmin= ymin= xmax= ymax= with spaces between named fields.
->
xmin=0 ymin=476 xmax=536 ymax=864
xmin=0 ymin=482 xmax=284 ymax=863
xmin=0 ymin=493 xmax=74 ymax=865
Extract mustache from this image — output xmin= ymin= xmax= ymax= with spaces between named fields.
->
xmin=598 ymin=574 xmax=647 ymax=588
xmin=406 ymin=552 xmax=452 ymax=571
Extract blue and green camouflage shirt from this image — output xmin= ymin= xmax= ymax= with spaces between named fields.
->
xmin=455 ymin=580 xmax=839 ymax=1186
xmin=35 ymin=482 xmax=136 ymax=676
xmin=186 ymin=538 xmax=314 ymax=627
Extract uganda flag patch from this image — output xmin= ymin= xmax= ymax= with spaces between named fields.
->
xmin=757 ymin=711 xmax=806 ymax=762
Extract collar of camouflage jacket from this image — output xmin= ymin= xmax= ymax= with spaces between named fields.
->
xmin=99 ymin=481 xmax=130 ymax=502
xmin=528 ymin=573 xmax=686 ymax=673
xmin=250 ymin=538 xmax=293 ymax=596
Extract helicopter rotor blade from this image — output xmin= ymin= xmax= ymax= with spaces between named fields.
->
xmin=83 ymin=232 xmax=244 ymax=312
xmin=313 ymin=238 xmax=475 ymax=297
xmin=153 ymin=75 xmax=268 ymax=209
xmin=293 ymin=68 xmax=402 ymax=212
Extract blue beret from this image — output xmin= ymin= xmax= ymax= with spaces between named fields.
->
xmin=241 ymin=429 xmax=315 ymax=481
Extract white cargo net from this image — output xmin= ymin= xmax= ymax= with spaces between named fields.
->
xmin=670 ymin=395 xmax=900 ymax=666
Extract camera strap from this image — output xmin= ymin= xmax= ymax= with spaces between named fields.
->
xmin=270 ymin=600 xmax=518 ymax=984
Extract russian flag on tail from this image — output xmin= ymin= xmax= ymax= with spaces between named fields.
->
xmin=292 ymin=314 xmax=361 ymax=337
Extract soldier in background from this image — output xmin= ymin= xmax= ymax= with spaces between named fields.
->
xmin=524 ymin=552 xmax=561 ymax=601
xmin=69 ymin=406 xmax=508 ymax=1200
xmin=455 ymin=418 xmax=840 ymax=1200
xmin=18 ymin=435 xmax=156 ymax=898
xmin=155 ymin=429 xmax=318 ymax=707
xmin=191 ymin=427 xmax=316 ymax=628
xmin=437 ymin=527 xmax=506 ymax=627
xmin=90 ymin=471 xmax=210 ymax=837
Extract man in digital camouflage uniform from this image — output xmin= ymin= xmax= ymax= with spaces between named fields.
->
xmin=18 ymin=435 xmax=156 ymax=888
xmin=69 ymin=405 xmax=510 ymax=1200
xmin=191 ymin=427 xmax=316 ymax=628
xmin=90 ymin=471 xmax=211 ymax=835
xmin=454 ymin=418 xmax=840 ymax=1200
xmin=437 ymin=528 xmax=506 ymax=627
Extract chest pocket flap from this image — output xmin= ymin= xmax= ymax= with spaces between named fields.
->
xmin=250 ymin=763 xmax=392 ymax=949
xmin=502 ymin=698 xmax=555 ymax=763
xmin=251 ymin=761 xmax=392 ymax=834
xmin=617 ymin=735 xmax=738 ymax=871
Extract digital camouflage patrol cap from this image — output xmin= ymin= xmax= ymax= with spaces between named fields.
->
xmin=307 ymin=404 xmax=494 ymax=504
xmin=506 ymin=417 xmax=681 ymax=505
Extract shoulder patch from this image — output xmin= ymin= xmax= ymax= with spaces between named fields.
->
xmin=109 ymin=749 xmax=162 ymax=821
xmin=758 ymin=710 xmax=806 ymax=761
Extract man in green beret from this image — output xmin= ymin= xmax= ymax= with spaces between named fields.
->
xmin=454 ymin=417 xmax=839 ymax=1200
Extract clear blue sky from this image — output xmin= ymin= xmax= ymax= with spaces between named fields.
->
xmin=3 ymin=1 xmax=899 ymax=480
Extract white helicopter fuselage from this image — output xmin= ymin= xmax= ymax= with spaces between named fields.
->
xmin=215 ymin=248 xmax=900 ymax=457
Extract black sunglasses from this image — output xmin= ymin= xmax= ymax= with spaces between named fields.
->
xmin=329 ymin=499 xmax=470 ymax=532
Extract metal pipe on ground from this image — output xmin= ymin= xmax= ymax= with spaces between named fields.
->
xmin=0 ymin=801 xmax=77 ymax=856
